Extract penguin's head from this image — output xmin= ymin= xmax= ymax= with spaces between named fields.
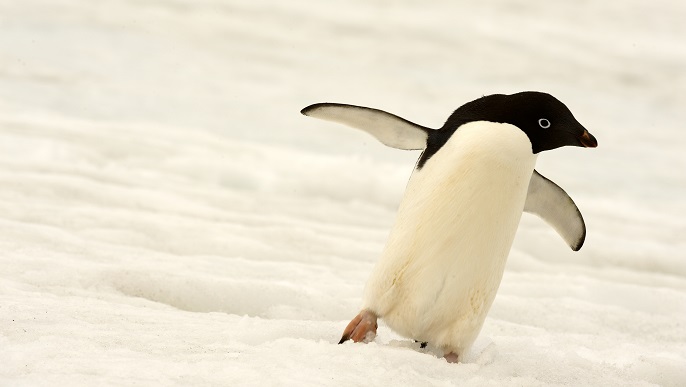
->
xmin=443 ymin=91 xmax=597 ymax=154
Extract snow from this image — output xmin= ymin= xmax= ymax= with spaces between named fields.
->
xmin=1 ymin=0 xmax=685 ymax=385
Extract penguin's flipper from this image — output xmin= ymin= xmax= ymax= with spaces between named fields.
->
xmin=524 ymin=170 xmax=586 ymax=251
xmin=301 ymin=103 xmax=431 ymax=150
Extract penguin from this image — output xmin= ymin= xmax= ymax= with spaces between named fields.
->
xmin=300 ymin=91 xmax=597 ymax=363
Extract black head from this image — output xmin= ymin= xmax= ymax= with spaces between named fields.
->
xmin=418 ymin=92 xmax=597 ymax=168
xmin=447 ymin=91 xmax=597 ymax=152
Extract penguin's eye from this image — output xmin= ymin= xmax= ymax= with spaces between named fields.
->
xmin=538 ymin=118 xmax=551 ymax=129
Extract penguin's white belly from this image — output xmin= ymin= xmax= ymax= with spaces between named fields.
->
xmin=363 ymin=121 xmax=537 ymax=354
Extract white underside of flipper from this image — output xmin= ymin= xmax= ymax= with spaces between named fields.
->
xmin=362 ymin=121 xmax=538 ymax=356
xmin=525 ymin=171 xmax=586 ymax=250
xmin=301 ymin=103 xmax=430 ymax=150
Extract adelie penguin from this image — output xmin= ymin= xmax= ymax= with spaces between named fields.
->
xmin=301 ymin=91 xmax=597 ymax=363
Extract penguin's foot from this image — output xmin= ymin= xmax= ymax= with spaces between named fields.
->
xmin=444 ymin=352 xmax=459 ymax=363
xmin=338 ymin=310 xmax=378 ymax=344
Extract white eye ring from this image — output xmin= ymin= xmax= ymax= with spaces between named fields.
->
xmin=538 ymin=118 xmax=551 ymax=129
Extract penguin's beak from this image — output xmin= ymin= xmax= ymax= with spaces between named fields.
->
xmin=578 ymin=129 xmax=598 ymax=148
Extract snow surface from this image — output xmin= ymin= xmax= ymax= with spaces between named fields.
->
xmin=1 ymin=0 xmax=686 ymax=385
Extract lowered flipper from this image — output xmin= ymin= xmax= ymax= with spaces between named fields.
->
xmin=301 ymin=103 xmax=431 ymax=150
xmin=525 ymin=170 xmax=586 ymax=251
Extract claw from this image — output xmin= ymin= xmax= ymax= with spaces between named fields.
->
xmin=338 ymin=310 xmax=378 ymax=344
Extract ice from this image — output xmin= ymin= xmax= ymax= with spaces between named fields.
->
xmin=1 ymin=0 xmax=685 ymax=386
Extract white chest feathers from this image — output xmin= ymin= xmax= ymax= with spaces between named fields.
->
xmin=363 ymin=121 xmax=538 ymax=355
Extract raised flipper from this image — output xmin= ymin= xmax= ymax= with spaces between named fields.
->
xmin=301 ymin=103 xmax=432 ymax=150
xmin=524 ymin=170 xmax=586 ymax=251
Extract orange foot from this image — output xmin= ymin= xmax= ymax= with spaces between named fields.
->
xmin=338 ymin=310 xmax=378 ymax=344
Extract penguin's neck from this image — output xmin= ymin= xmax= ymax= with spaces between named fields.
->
xmin=418 ymin=120 xmax=537 ymax=179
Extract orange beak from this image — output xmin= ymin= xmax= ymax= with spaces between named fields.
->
xmin=578 ymin=130 xmax=598 ymax=148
